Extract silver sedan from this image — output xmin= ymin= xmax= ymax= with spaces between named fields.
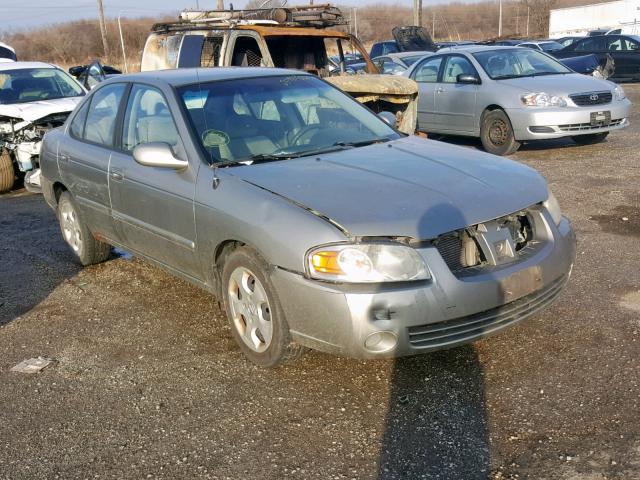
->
xmin=40 ymin=68 xmax=575 ymax=366
xmin=404 ymin=45 xmax=632 ymax=155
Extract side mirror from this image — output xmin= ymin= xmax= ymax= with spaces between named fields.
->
xmin=132 ymin=142 xmax=189 ymax=170
xmin=378 ymin=111 xmax=397 ymax=128
xmin=457 ymin=73 xmax=481 ymax=84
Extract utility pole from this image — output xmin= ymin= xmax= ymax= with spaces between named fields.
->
xmin=432 ymin=10 xmax=435 ymax=37
xmin=498 ymin=0 xmax=503 ymax=37
xmin=353 ymin=7 xmax=358 ymax=38
xmin=217 ymin=0 xmax=224 ymax=10
xmin=413 ymin=0 xmax=422 ymax=26
xmin=96 ymin=0 xmax=109 ymax=59
xmin=526 ymin=5 xmax=530 ymax=36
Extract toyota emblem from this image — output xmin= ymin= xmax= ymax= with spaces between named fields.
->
xmin=590 ymin=93 xmax=599 ymax=101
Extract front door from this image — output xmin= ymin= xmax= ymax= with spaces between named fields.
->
xmin=108 ymin=83 xmax=201 ymax=278
xmin=433 ymin=55 xmax=478 ymax=134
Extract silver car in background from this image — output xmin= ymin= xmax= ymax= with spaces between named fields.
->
xmin=40 ymin=68 xmax=576 ymax=367
xmin=404 ymin=46 xmax=632 ymax=155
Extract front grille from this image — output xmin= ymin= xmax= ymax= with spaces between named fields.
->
xmin=569 ymin=91 xmax=612 ymax=106
xmin=407 ymin=273 xmax=568 ymax=349
xmin=558 ymin=118 xmax=624 ymax=131
xmin=434 ymin=212 xmax=536 ymax=276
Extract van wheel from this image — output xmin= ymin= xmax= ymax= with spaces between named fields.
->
xmin=0 ymin=149 xmax=15 ymax=193
xmin=57 ymin=191 xmax=111 ymax=265
xmin=222 ymin=247 xmax=304 ymax=367
xmin=480 ymin=109 xmax=521 ymax=156
xmin=572 ymin=132 xmax=609 ymax=145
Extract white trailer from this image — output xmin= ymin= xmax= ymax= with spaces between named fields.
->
xmin=549 ymin=0 xmax=640 ymax=38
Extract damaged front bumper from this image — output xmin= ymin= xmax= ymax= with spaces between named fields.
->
xmin=271 ymin=210 xmax=576 ymax=359
xmin=326 ymin=75 xmax=419 ymax=134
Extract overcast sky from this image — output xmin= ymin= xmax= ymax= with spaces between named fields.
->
xmin=1 ymin=1 xmax=422 ymax=32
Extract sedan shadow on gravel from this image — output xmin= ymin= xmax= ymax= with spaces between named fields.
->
xmin=379 ymin=347 xmax=490 ymax=479
xmin=0 ymin=193 xmax=82 ymax=327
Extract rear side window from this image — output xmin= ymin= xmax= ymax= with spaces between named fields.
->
xmin=69 ymin=100 xmax=90 ymax=139
xmin=413 ymin=56 xmax=443 ymax=83
xmin=201 ymin=36 xmax=223 ymax=67
xmin=83 ymin=83 xmax=126 ymax=147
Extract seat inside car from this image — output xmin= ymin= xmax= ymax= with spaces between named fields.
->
xmin=133 ymin=90 xmax=179 ymax=147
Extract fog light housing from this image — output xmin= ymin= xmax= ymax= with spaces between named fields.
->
xmin=364 ymin=331 xmax=398 ymax=353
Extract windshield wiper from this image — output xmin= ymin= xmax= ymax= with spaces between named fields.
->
xmin=218 ymin=152 xmax=296 ymax=168
xmin=291 ymin=137 xmax=392 ymax=158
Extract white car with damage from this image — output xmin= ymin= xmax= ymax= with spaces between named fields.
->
xmin=0 ymin=61 xmax=86 ymax=193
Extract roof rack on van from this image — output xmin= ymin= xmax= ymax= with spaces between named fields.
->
xmin=177 ymin=4 xmax=345 ymax=29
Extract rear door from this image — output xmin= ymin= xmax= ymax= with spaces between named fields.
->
xmin=433 ymin=54 xmax=478 ymax=133
xmin=59 ymin=83 xmax=127 ymax=242
xmin=606 ymin=35 xmax=640 ymax=79
xmin=410 ymin=55 xmax=444 ymax=132
xmin=108 ymin=83 xmax=202 ymax=278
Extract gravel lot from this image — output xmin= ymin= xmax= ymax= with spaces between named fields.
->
xmin=1 ymin=85 xmax=639 ymax=480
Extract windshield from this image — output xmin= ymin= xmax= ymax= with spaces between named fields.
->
xmin=473 ymin=48 xmax=571 ymax=79
xmin=178 ymin=75 xmax=400 ymax=165
xmin=0 ymin=68 xmax=84 ymax=105
xmin=540 ymin=42 xmax=564 ymax=52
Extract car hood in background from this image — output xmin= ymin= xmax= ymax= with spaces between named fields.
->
xmin=0 ymin=96 xmax=83 ymax=123
xmin=496 ymin=73 xmax=612 ymax=95
xmin=230 ymin=136 xmax=549 ymax=240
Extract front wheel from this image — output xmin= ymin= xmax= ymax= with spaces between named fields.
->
xmin=572 ymin=132 xmax=609 ymax=145
xmin=57 ymin=191 xmax=111 ymax=265
xmin=222 ymin=247 xmax=303 ymax=367
xmin=0 ymin=149 xmax=15 ymax=193
xmin=480 ymin=109 xmax=521 ymax=156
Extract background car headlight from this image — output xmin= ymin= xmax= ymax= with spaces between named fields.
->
xmin=613 ymin=86 xmax=626 ymax=101
xmin=307 ymin=243 xmax=430 ymax=283
xmin=521 ymin=92 xmax=567 ymax=107
xmin=543 ymin=190 xmax=563 ymax=226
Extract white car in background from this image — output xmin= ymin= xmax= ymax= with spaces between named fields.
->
xmin=0 ymin=41 xmax=17 ymax=62
xmin=0 ymin=61 xmax=86 ymax=193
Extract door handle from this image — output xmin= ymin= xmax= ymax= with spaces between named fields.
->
xmin=59 ymin=154 xmax=70 ymax=162
xmin=109 ymin=169 xmax=124 ymax=181
xmin=436 ymin=87 xmax=444 ymax=94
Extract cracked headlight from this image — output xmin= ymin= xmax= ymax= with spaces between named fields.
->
xmin=543 ymin=190 xmax=562 ymax=226
xmin=613 ymin=86 xmax=626 ymax=101
xmin=521 ymin=92 xmax=567 ymax=107
xmin=307 ymin=243 xmax=430 ymax=283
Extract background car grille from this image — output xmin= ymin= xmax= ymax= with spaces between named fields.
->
xmin=407 ymin=273 xmax=568 ymax=349
xmin=558 ymin=118 xmax=624 ymax=131
xmin=569 ymin=91 xmax=612 ymax=106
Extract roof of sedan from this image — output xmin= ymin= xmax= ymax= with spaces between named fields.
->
xmin=0 ymin=61 xmax=57 ymax=71
xmin=109 ymin=67 xmax=311 ymax=87
xmin=436 ymin=45 xmax=522 ymax=54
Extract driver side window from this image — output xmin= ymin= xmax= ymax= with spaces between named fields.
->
xmin=121 ymin=84 xmax=179 ymax=152
xmin=442 ymin=56 xmax=476 ymax=83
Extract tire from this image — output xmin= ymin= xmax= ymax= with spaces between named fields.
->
xmin=572 ymin=132 xmax=609 ymax=145
xmin=480 ymin=109 xmax=521 ymax=156
xmin=0 ymin=149 xmax=15 ymax=193
xmin=221 ymin=247 xmax=304 ymax=367
xmin=57 ymin=191 xmax=111 ymax=266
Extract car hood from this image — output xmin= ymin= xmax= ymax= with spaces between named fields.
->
xmin=495 ymin=73 xmax=612 ymax=95
xmin=229 ymin=136 xmax=549 ymax=239
xmin=0 ymin=96 xmax=82 ymax=122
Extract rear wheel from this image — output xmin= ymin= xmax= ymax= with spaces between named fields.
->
xmin=222 ymin=247 xmax=303 ymax=367
xmin=57 ymin=191 xmax=111 ymax=265
xmin=480 ymin=109 xmax=521 ymax=156
xmin=572 ymin=132 xmax=609 ymax=145
xmin=0 ymin=149 xmax=15 ymax=193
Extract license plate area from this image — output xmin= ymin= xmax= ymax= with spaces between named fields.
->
xmin=500 ymin=265 xmax=543 ymax=303
xmin=590 ymin=110 xmax=610 ymax=126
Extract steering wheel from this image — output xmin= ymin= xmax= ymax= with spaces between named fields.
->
xmin=289 ymin=125 xmax=322 ymax=146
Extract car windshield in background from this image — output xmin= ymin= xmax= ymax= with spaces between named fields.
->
xmin=178 ymin=75 xmax=400 ymax=165
xmin=402 ymin=54 xmax=429 ymax=66
xmin=473 ymin=48 xmax=571 ymax=80
xmin=540 ymin=42 xmax=564 ymax=52
xmin=0 ymin=68 xmax=84 ymax=104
